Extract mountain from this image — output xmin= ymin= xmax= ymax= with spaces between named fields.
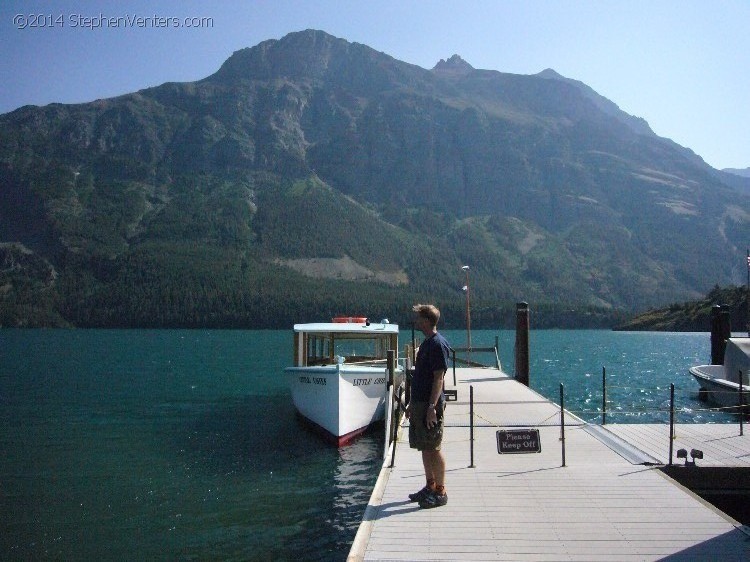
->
xmin=724 ymin=168 xmax=750 ymax=178
xmin=614 ymin=285 xmax=748 ymax=332
xmin=433 ymin=54 xmax=475 ymax=75
xmin=536 ymin=68 xmax=654 ymax=137
xmin=1 ymin=29 xmax=748 ymax=328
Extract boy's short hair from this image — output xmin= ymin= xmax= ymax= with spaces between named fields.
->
xmin=412 ymin=304 xmax=440 ymax=328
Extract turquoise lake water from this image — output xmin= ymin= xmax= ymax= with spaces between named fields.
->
xmin=0 ymin=329 xmax=737 ymax=560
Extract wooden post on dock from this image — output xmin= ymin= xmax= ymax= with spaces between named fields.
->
xmin=387 ymin=350 xmax=395 ymax=389
xmin=739 ymin=372 xmax=744 ymax=437
xmin=602 ymin=366 xmax=607 ymax=425
xmin=710 ymin=305 xmax=731 ymax=365
xmin=515 ymin=302 xmax=530 ymax=386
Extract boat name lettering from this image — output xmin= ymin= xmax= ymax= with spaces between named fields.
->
xmin=353 ymin=378 xmax=372 ymax=386
xmin=374 ymin=378 xmax=385 ymax=385
xmin=298 ymin=375 xmax=326 ymax=385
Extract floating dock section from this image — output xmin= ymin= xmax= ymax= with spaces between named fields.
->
xmin=348 ymin=368 xmax=750 ymax=561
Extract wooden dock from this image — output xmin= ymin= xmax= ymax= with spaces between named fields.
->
xmin=348 ymin=368 xmax=750 ymax=561
xmin=603 ymin=423 xmax=750 ymax=467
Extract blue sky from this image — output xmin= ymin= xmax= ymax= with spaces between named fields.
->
xmin=2 ymin=0 xmax=748 ymax=170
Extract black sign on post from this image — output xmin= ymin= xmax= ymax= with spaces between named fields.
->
xmin=497 ymin=429 xmax=541 ymax=454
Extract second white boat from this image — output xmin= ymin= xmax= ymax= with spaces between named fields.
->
xmin=690 ymin=337 xmax=750 ymax=408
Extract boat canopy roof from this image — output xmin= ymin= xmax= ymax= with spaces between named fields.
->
xmin=293 ymin=322 xmax=399 ymax=335
xmin=726 ymin=337 xmax=750 ymax=374
xmin=728 ymin=337 xmax=750 ymax=356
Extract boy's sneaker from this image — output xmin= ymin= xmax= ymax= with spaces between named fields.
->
xmin=408 ymin=485 xmax=432 ymax=503
xmin=418 ymin=490 xmax=448 ymax=509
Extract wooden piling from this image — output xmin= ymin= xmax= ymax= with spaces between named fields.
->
xmin=386 ymin=350 xmax=395 ymax=389
xmin=515 ymin=301 xmax=530 ymax=386
xmin=710 ymin=304 xmax=731 ymax=365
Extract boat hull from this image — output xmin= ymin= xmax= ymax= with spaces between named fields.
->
xmin=690 ymin=365 xmax=749 ymax=408
xmin=287 ymin=365 xmax=392 ymax=445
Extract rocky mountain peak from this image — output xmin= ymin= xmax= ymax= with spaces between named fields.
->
xmin=433 ymin=54 xmax=474 ymax=74
xmin=537 ymin=68 xmax=564 ymax=80
xmin=212 ymin=29 xmax=353 ymax=83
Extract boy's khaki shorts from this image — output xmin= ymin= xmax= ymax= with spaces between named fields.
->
xmin=408 ymin=401 xmax=444 ymax=451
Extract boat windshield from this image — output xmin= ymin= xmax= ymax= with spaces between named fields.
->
xmin=302 ymin=333 xmax=394 ymax=366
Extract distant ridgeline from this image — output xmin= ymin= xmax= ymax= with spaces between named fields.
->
xmin=1 ymin=30 xmax=749 ymax=328
xmin=615 ymin=286 xmax=749 ymax=332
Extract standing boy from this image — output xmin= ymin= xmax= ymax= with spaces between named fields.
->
xmin=406 ymin=303 xmax=450 ymax=509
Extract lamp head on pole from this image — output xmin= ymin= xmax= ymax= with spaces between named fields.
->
xmin=461 ymin=265 xmax=472 ymax=355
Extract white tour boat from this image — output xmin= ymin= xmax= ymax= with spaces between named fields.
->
xmin=286 ymin=317 xmax=402 ymax=446
xmin=690 ymin=337 xmax=750 ymax=408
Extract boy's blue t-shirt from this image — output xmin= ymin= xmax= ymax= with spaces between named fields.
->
xmin=411 ymin=332 xmax=450 ymax=402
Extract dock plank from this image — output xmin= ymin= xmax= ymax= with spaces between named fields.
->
xmin=603 ymin=423 xmax=750 ymax=466
xmin=349 ymin=369 xmax=750 ymax=561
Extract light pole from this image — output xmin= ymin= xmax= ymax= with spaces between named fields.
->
xmin=462 ymin=265 xmax=471 ymax=360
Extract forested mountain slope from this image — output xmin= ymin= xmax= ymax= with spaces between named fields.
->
xmin=1 ymin=30 xmax=748 ymax=328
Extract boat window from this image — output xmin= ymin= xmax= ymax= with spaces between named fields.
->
xmin=334 ymin=335 xmax=390 ymax=364
xmin=303 ymin=332 xmax=396 ymax=366
xmin=306 ymin=334 xmax=332 ymax=366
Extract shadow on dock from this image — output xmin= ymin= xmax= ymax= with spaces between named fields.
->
xmin=662 ymin=466 xmax=750 ymax=524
